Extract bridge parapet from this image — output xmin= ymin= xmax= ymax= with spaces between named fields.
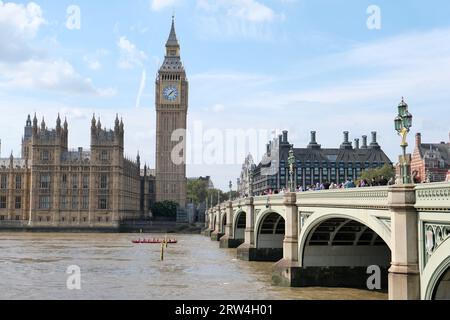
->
xmin=296 ymin=187 xmax=390 ymax=210
xmin=253 ymin=194 xmax=286 ymax=208
xmin=415 ymin=182 xmax=450 ymax=212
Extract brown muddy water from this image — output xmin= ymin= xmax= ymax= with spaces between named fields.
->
xmin=0 ymin=233 xmax=387 ymax=300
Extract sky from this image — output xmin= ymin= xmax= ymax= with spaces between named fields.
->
xmin=0 ymin=0 xmax=449 ymax=190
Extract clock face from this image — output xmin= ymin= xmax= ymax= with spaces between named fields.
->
xmin=163 ymin=85 xmax=179 ymax=101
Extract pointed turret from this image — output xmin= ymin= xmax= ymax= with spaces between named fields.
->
xmin=97 ymin=118 xmax=102 ymax=130
xmin=63 ymin=117 xmax=68 ymax=131
xmin=165 ymin=16 xmax=180 ymax=57
xmin=41 ymin=117 xmax=46 ymax=131
xmin=115 ymin=114 xmax=120 ymax=130
xmin=33 ymin=113 xmax=38 ymax=128
xmin=56 ymin=113 xmax=61 ymax=130
xmin=166 ymin=16 xmax=179 ymax=48
xmin=24 ymin=115 xmax=33 ymax=139
xmin=91 ymin=114 xmax=96 ymax=128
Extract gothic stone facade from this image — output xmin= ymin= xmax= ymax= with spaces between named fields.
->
xmin=155 ymin=18 xmax=188 ymax=208
xmin=0 ymin=114 xmax=146 ymax=228
xmin=252 ymin=131 xmax=392 ymax=195
xmin=237 ymin=154 xmax=256 ymax=198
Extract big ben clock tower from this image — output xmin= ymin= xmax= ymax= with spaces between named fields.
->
xmin=155 ymin=17 xmax=188 ymax=208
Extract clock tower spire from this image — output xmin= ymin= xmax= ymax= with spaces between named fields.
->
xmin=166 ymin=15 xmax=180 ymax=56
xmin=155 ymin=17 xmax=188 ymax=208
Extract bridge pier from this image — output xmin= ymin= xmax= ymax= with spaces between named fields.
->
xmin=202 ymin=211 xmax=213 ymax=237
xmin=272 ymin=193 xmax=302 ymax=287
xmin=210 ymin=206 xmax=224 ymax=241
xmin=388 ymin=184 xmax=420 ymax=300
xmin=237 ymin=198 xmax=259 ymax=260
xmin=220 ymin=202 xmax=243 ymax=248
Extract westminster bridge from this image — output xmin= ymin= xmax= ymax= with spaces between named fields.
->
xmin=203 ymin=182 xmax=450 ymax=300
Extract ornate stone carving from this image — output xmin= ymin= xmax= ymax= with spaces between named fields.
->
xmin=424 ymin=223 xmax=450 ymax=264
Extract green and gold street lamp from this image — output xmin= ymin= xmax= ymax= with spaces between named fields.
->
xmin=229 ymin=181 xmax=233 ymax=201
xmin=288 ymin=147 xmax=296 ymax=192
xmin=395 ymin=97 xmax=413 ymax=184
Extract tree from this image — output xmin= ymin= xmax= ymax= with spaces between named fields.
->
xmin=187 ymin=179 xmax=208 ymax=204
xmin=151 ymin=201 xmax=178 ymax=220
xmin=187 ymin=178 xmax=240 ymax=206
xmin=360 ymin=164 xmax=395 ymax=182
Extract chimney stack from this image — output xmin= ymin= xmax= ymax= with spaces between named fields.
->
xmin=311 ymin=131 xmax=317 ymax=144
xmin=416 ymin=133 xmax=422 ymax=147
xmin=354 ymin=139 xmax=360 ymax=150
xmin=308 ymin=131 xmax=321 ymax=149
xmin=369 ymin=131 xmax=380 ymax=149
xmin=282 ymin=131 xmax=288 ymax=144
xmin=340 ymin=131 xmax=353 ymax=149
xmin=362 ymin=135 xmax=368 ymax=149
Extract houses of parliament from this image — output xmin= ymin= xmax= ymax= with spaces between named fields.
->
xmin=0 ymin=18 xmax=188 ymax=229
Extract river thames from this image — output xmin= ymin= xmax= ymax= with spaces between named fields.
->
xmin=0 ymin=233 xmax=387 ymax=300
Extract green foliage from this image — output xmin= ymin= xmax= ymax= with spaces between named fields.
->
xmin=187 ymin=179 xmax=209 ymax=204
xmin=360 ymin=164 xmax=395 ymax=182
xmin=187 ymin=179 xmax=240 ymax=205
xmin=151 ymin=201 xmax=178 ymax=219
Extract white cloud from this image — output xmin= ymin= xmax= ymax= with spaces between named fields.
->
xmin=0 ymin=1 xmax=45 ymax=62
xmin=198 ymin=0 xmax=276 ymax=23
xmin=207 ymin=103 xmax=225 ymax=112
xmin=117 ymin=36 xmax=147 ymax=69
xmin=150 ymin=0 xmax=181 ymax=12
xmin=83 ymin=49 xmax=108 ymax=71
xmin=0 ymin=59 xmax=116 ymax=96
xmin=195 ymin=0 xmax=281 ymax=40
xmin=0 ymin=2 xmax=113 ymax=96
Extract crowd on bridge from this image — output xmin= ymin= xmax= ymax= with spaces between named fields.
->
xmin=250 ymin=176 xmax=396 ymax=197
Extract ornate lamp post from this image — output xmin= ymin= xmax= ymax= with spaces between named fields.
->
xmin=394 ymin=97 xmax=413 ymax=184
xmin=229 ymin=181 xmax=232 ymax=201
xmin=288 ymin=147 xmax=296 ymax=192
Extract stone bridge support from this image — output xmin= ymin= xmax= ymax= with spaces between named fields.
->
xmin=203 ymin=209 xmax=214 ymax=237
xmin=388 ymin=185 xmax=420 ymax=300
xmin=211 ymin=205 xmax=224 ymax=241
xmin=220 ymin=202 xmax=243 ymax=248
xmin=272 ymin=193 xmax=301 ymax=287
xmin=237 ymin=197 xmax=256 ymax=260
